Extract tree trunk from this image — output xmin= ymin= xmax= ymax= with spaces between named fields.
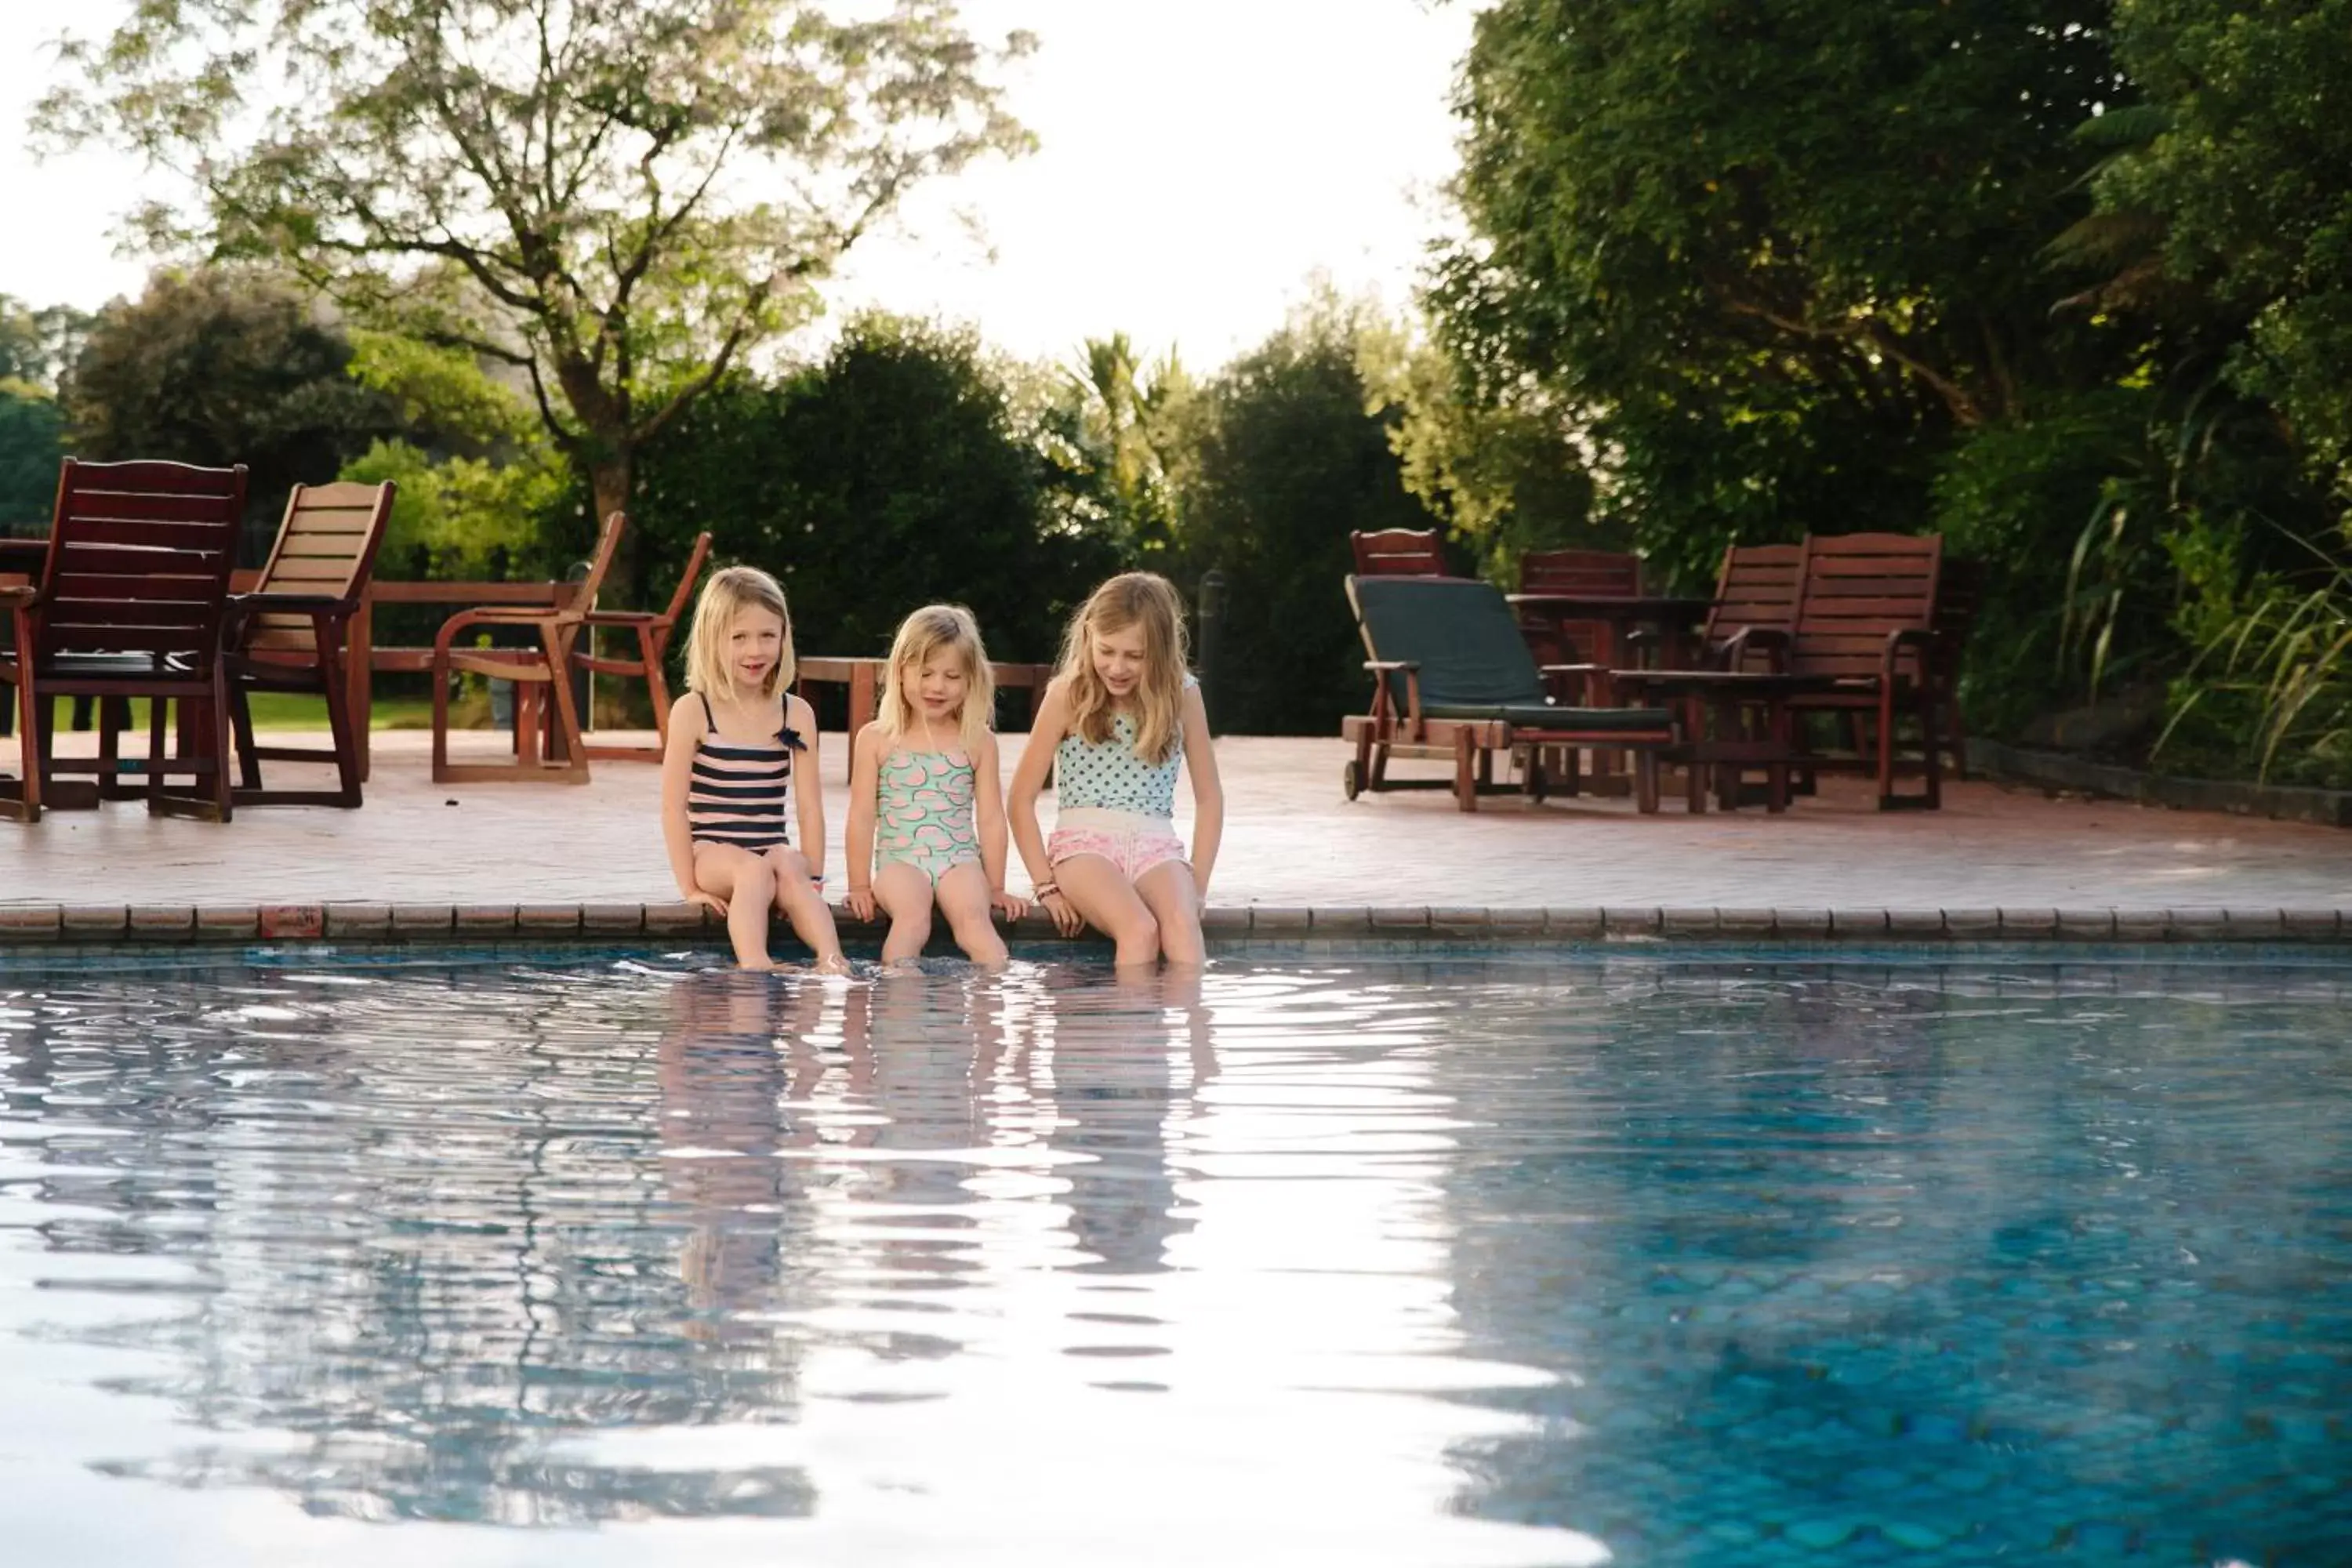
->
xmin=586 ymin=452 xmax=640 ymax=600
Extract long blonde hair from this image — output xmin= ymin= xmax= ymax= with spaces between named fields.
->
xmin=1056 ymin=572 xmax=1189 ymax=764
xmin=683 ymin=565 xmax=794 ymax=700
xmin=880 ymin=604 xmax=994 ymax=753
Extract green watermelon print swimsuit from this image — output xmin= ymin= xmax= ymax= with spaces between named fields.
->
xmin=873 ymin=749 xmax=982 ymax=884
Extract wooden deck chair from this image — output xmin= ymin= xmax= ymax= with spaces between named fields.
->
xmin=1348 ymin=528 xmax=1448 ymax=577
xmin=1515 ymin=547 xmax=1642 ymax=666
xmin=1339 ymin=575 xmax=1679 ymax=812
xmin=1775 ymin=533 xmax=1944 ymax=810
xmin=0 ymin=458 xmax=248 ymax=823
xmin=223 ymin=481 xmax=396 ymax=807
xmin=570 ymin=529 xmax=711 ymax=760
xmin=430 ymin=510 xmax=626 ymax=785
xmin=1699 ymin=543 xmax=1806 ymax=667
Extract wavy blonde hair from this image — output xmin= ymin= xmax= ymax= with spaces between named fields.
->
xmin=880 ymin=604 xmax=994 ymax=753
xmin=1056 ymin=572 xmax=1189 ymax=764
xmin=683 ymin=565 xmax=794 ymax=700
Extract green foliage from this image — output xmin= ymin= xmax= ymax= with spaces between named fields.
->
xmin=633 ymin=316 xmax=1121 ymax=669
xmin=64 ymin=268 xmax=408 ymax=538
xmin=2102 ymin=0 xmax=2352 ymax=491
xmin=0 ymin=386 xmax=67 ymax=532
xmin=1359 ymin=325 xmax=1602 ymax=582
xmin=339 ymin=438 xmax=564 ymax=583
xmin=1174 ymin=296 xmax=1439 ymax=735
xmin=0 ymin=296 xmax=96 ymax=391
xmin=39 ymin=0 xmax=1035 ymax=538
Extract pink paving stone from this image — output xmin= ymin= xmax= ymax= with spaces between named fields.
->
xmin=1773 ymin=909 xmax=1832 ymax=938
xmin=1716 ymin=908 xmax=1776 ymax=937
xmin=2169 ymin=908 xmax=2230 ymax=940
xmin=1661 ymin=908 xmax=1717 ymax=937
xmin=391 ymin=904 xmax=455 ymax=934
xmin=1545 ymin=909 xmax=1605 ymax=937
xmin=2056 ymin=909 xmax=2118 ymax=940
xmin=1250 ymin=907 xmax=1311 ymax=931
xmin=454 ymin=904 xmax=518 ymax=934
xmin=579 ymin=904 xmax=644 ymax=935
xmin=1831 ymin=909 xmax=1890 ymax=937
xmin=1200 ymin=906 xmax=1250 ymax=934
xmin=517 ymin=906 xmax=583 ymax=934
xmin=1428 ymin=906 xmax=1491 ymax=934
xmin=643 ymin=903 xmax=710 ymax=935
xmin=1944 ymin=909 xmax=2002 ymax=938
xmin=2113 ymin=909 xmax=2170 ymax=940
xmin=1369 ymin=907 xmax=1429 ymax=931
xmin=2002 ymin=909 xmax=2060 ymax=937
xmin=1886 ymin=909 xmax=1945 ymax=937
xmin=1602 ymin=908 xmax=1661 ymax=936
xmin=5 ymin=728 xmax=2350 ymax=917
xmin=2283 ymin=909 xmax=2342 ymax=939
xmin=260 ymin=904 xmax=325 ymax=939
xmin=1487 ymin=907 xmax=1547 ymax=935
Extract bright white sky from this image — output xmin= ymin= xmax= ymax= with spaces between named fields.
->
xmin=0 ymin=0 xmax=1473 ymax=372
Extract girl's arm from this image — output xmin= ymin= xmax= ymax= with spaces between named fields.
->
xmin=1178 ymin=683 xmax=1223 ymax=898
xmin=788 ymin=692 xmax=826 ymax=885
xmin=844 ymin=722 xmax=882 ymax=922
xmin=660 ymin=691 xmax=721 ymax=909
xmin=1006 ymin=678 xmax=1066 ymax=894
xmin=973 ymin=730 xmax=1025 ymax=917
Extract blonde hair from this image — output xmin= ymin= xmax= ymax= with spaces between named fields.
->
xmin=1056 ymin=572 xmax=1189 ymax=764
xmin=880 ymin=604 xmax=995 ymax=753
xmin=684 ymin=565 xmax=795 ymax=700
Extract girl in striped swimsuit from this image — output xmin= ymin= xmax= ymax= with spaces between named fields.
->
xmin=660 ymin=566 xmax=848 ymax=972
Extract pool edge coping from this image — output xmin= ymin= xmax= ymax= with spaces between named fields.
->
xmin=0 ymin=902 xmax=2340 ymax=946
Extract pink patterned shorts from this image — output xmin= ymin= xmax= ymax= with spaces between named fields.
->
xmin=1048 ymin=809 xmax=1189 ymax=884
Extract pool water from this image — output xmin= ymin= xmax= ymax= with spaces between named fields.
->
xmin=1 ymin=948 xmax=2347 ymax=1565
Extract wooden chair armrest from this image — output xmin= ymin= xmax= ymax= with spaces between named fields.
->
xmin=0 ymin=584 xmax=42 ymax=611
xmin=1722 ymin=626 xmax=1792 ymax=670
xmin=433 ymin=605 xmax=561 ymax=659
xmin=1883 ymin=626 xmax=1936 ymax=681
xmin=582 ymin=609 xmax=660 ymax=626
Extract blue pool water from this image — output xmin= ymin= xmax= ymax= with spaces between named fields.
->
xmin=0 ymin=946 xmax=2347 ymax=1565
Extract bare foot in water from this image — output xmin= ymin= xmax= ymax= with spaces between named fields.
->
xmin=814 ymin=953 xmax=853 ymax=976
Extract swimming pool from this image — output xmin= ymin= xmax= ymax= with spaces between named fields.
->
xmin=1 ymin=947 xmax=2347 ymax=1564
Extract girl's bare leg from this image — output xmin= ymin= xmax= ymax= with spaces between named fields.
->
xmin=934 ymin=860 xmax=1007 ymax=967
xmin=872 ymin=860 xmax=935 ymax=966
xmin=693 ymin=843 xmax=779 ymax=969
xmin=1054 ymin=854 xmax=1160 ymax=969
xmin=1134 ymin=859 xmax=1205 ymax=967
xmin=764 ymin=845 xmax=848 ymax=972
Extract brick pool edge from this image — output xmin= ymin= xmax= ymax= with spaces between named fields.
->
xmin=0 ymin=902 xmax=2343 ymax=946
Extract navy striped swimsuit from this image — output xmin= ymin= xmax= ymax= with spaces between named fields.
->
xmin=687 ymin=693 xmax=807 ymax=853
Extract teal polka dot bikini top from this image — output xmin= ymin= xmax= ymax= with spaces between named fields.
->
xmin=1055 ymin=681 xmax=1192 ymax=818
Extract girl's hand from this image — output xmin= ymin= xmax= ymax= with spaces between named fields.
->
xmin=688 ymin=891 xmax=728 ymax=918
xmin=1042 ymin=890 xmax=1084 ymax=938
xmin=991 ymin=888 xmax=1029 ymax=922
xmin=845 ymin=885 xmax=877 ymax=923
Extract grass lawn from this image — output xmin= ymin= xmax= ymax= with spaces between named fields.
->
xmin=33 ymin=695 xmax=438 ymax=732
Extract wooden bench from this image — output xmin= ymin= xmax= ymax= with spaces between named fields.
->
xmin=797 ymin=656 xmax=1058 ymax=780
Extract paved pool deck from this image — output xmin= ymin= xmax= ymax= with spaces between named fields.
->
xmin=3 ymin=727 xmax=2350 ymax=942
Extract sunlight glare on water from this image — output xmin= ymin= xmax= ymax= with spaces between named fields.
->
xmin=1 ymin=947 xmax=2348 ymax=1565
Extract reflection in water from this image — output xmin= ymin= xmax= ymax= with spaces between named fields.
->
xmin=0 ymin=954 xmax=1592 ymax=1564
xmin=11 ymin=951 xmax=2343 ymax=1564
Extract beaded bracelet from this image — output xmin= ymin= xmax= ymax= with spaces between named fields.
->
xmin=1033 ymin=881 xmax=1058 ymax=899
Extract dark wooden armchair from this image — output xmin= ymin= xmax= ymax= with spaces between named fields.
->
xmin=570 ymin=529 xmax=711 ymax=761
xmin=1348 ymin=528 xmax=1448 ymax=577
xmin=1 ymin=459 xmax=248 ymax=823
xmin=223 ymin=480 xmax=397 ymax=807
xmin=430 ymin=510 xmax=626 ymax=786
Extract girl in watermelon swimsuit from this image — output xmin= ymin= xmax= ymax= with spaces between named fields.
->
xmin=844 ymin=604 xmax=1028 ymax=966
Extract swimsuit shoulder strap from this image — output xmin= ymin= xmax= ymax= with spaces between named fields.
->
xmin=697 ymin=691 xmax=716 ymax=731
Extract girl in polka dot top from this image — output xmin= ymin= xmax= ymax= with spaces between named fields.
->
xmin=1008 ymin=572 xmax=1225 ymax=967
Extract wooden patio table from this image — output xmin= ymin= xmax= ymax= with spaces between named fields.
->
xmin=797 ymin=656 xmax=1058 ymax=780
xmin=1608 ymin=666 xmax=1848 ymax=814
xmin=1504 ymin=593 xmax=1715 ymax=792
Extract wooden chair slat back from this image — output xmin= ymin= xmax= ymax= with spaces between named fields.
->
xmin=1349 ymin=528 xmax=1447 ymax=577
xmin=1517 ymin=549 xmax=1641 ymax=596
xmin=1788 ymin=533 xmax=1941 ymax=678
xmin=1698 ymin=542 xmax=1804 ymax=668
xmin=659 ymin=532 xmax=714 ymax=628
xmin=569 ymin=511 xmax=629 ymax=613
xmin=245 ymin=481 xmax=396 ymax=654
xmin=40 ymin=459 xmax=247 ymax=663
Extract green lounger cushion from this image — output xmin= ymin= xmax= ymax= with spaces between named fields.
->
xmin=1347 ymin=574 xmax=1671 ymax=730
xmin=1422 ymin=699 xmax=1673 ymax=731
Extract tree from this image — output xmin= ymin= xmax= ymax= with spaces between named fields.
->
xmin=1174 ymin=298 xmax=1438 ymax=735
xmin=0 ymin=296 xmax=93 ymax=529
xmin=1431 ymin=0 xmax=2125 ymax=570
xmin=633 ymin=315 xmax=1121 ymax=672
xmin=40 ymin=0 xmax=1033 ymax=590
xmin=2097 ymin=0 xmax=2352 ymax=490
xmin=63 ymin=268 xmax=408 ymax=538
